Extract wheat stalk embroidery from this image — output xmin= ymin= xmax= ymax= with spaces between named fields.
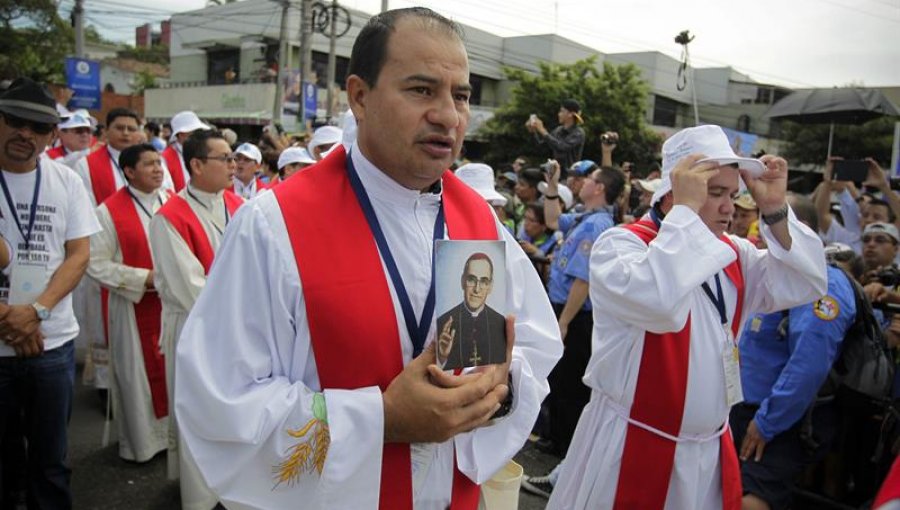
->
xmin=272 ymin=393 xmax=330 ymax=488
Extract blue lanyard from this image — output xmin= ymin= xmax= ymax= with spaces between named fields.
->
xmin=0 ymin=163 xmax=42 ymax=252
xmin=346 ymin=154 xmax=445 ymax=357
xmin=649 ymin=206 xmax=727 ymax=325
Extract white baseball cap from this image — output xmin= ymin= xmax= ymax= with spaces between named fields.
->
xmin=278 ymin=147 xmax=316 ymax=170
xmin=72 ymin=108 xmax=98 ymax=128
xmin=652 ymin=125 xmax=765 ymax=205
xmin=170 ymin=111 xmax=210 ymax=136
xmin=455 ymin=163 xmax=507 ymax=207
xmin=308 ymin=125 xmax=343 ymax=154
xmin=537 ymin=182 xmax=574 ymax=209
xmin=58 ymin=113 xmax=91 ymax=130
xmin=235 ymin=143 xmax=262 ymax=164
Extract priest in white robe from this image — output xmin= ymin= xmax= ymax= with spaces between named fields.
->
xmin=87 ymin=143 xmax=172 ymax=462
xmin=149 ymin=129 xmax=243 ymax=510
xmin=548 ymin=125 xmax=828 ymax=510
xmin=174 ymin=9 xmax=563 ymax=510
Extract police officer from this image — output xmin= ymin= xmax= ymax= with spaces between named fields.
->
xmin=730 ymin=196 xmax=855 ymax=510
xmin=542 ymin=159 xmax=625 ymax=453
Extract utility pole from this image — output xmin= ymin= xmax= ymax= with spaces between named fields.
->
xmin=74 ymin=0 xmax=85 ymax=58
xmin=381 ymin=0 xmax=388 ymax=12
xmin=325 ymin=0 xmax=337 ymax=122
xmin=299 ymin=0 xmax=314 ymax=129
xmin=272 ymin=0 xmax=290 ymax=124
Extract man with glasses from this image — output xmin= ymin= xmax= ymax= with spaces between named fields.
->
xmin=149 ymin=129 xmax=242 ymax=510
xmin=45 ymin=113 xmax=93 ymax=168
xmin=86 ymin=143 xmax=172 ymax=464
xmin=0 ymin=77 xmax=101 ymax=509
xmin=231 ymin=142 xmax=267 ymax=199
xmin=437 ymin=253 xmax=506 ymax=368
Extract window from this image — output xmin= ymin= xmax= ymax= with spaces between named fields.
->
xmin=311 ymin=50 xmax=349 ymax=90
xmin=207 ymin=48 xmax=240 ymax=85
xmin=652 ymin=95 xmax=679 ymax=127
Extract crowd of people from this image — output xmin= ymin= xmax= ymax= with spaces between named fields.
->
xmin=1 ymin=6 xmax=900 ymax=510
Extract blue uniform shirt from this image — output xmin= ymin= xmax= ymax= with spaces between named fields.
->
xmin=739 ymin=265 xmax=855 ymax=441
xmin=547 ymin=208 xmax=615 ymax=308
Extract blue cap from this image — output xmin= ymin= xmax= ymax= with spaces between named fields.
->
xmin=570 ymin=160 xmax=598 ymax=177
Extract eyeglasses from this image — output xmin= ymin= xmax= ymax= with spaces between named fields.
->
xmin=109 ymin=123 xmax=140 ymax=133
xmin=464 ymin=275 xmax=492 ymax=288
xmin=200 ymin=154 xmax=237 ymax=164
xmin=862 ymin=235 xmax=895 ymax=245
xmin=1 ymin=113 xmax=54 ymax=135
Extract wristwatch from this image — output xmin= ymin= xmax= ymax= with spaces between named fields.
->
xmin=32 ymin=302 xmax=50 ymax=321
xmin=761 ymin=204 xmax=789 ymax=225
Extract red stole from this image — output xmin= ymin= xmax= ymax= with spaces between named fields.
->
xmin=613 ymin=217 xmax=744 ymax=510
xmin=156 ymin=191 xmax=243 ymax=275
xmin=161 ymin=145 xmax=187 ymax=192
xmin=45 ymin=146 xmax=65 ymax=160
xmin=104 ymin=188 xmax=168 ymax=418
xmin=86 ymin=145 xmax=119 ymax=205
xmin=276 ymin=147 xmax=492 ymax=510
xmin=875 ymin=456 xmax=900 ymax=508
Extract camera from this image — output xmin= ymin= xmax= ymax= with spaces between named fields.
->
xmin=539 ymin=161 xmax=555 ymax=174
xmin=601 ymin=133 xmax=619 ymax=145
xmin=876 ymin=267 xmax=900 ymax=287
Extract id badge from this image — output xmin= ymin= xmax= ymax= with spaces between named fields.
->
xmin=8 ymin=261 xmax=49 ymax=305
xmin=722 ymin=328 xmax=744 ymax=407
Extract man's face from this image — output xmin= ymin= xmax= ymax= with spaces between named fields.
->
xmin=523 ymin=208 xmax=544 ymax=238
xmin=107 ymin=116 xmax=140 ymax=151
xmin=514 ymin=180 xmax=536 ymax=201
xmin=861 ymin=204 xmax=890 ymax=229
xmin=125 ymin=150 xmax=164 ymax=193
xmin=462 ymin=258 xmax=493 ymax=311
xmin=566 ymin=174 xmax=585 ymax=196
xmin=312 ymin=143 xmax=336 ymax=161
xmin=282 ymin=162 xmax=311 ymax=180
xmin=192 ymin=139 xmax=235 ymax=192
xmin=730 ymin=207 xmax=758 ymax=238
xmin=697 ymin=166 xmax=740 ymax=238
xmin=349 ymin=18 xmax=471 ymax=191
xmin=0 ymin=113 xmax=55 ymax=165
xmin=578 ymin=170 xmax=604 ymax=205
xmin=234 ymin=154 xmax=260 ymax=184
xmin=161 ymin=126 xmax=172 ymax=140
xmin=59 ymin=126 xmax=92 ymax=152
xmin=862 ymin=233 xmax=898 ymax=271
xmin=557 ymin=107 xmax=573 ymax=125
xmin=512 ymin=158 xmax=526 ymax=173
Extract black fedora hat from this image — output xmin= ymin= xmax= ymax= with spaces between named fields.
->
xmin=0 ymin=78 xmax=60 ymax=125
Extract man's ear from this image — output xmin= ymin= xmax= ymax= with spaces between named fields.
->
xmin=346 ymin=75 xmax=370 ymax=123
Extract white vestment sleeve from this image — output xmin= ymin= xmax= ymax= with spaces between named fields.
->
xmin=735 ymin=206 xmax=828 ymax=316
xmin=71 ymin=156 xmax=98 ymax=207
xmin=87 ymin=205 xmax=149 ymax=304
xmin=590 ymin=205 xmax=737 ymax=333
xmin=454 ymin=223 xmax=562 ymax=483
xmin=175 ymin=201 xmax=384 ymax=510
xmin=148 ymin=216 xmax=207 ymax=313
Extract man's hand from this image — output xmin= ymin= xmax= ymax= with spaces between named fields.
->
xmin=743 ymin=155 xmax=788 ymax=216
xmin=518 ymin=240 xmax=538 ymax=256
xmin=823 ymin=156 xmax=842 ymax=183
xmin=0 ymin=305 xmax=41 ymax=341
xmin=671 ymin=154 xmax=720 ymax=213
xmin=863 ymin=157 xmax=889 ymax=191
xmin=740 ymin=419 xmax=767 ymax=462
xmin=12 ymin=330 xmax=44 ymax=358
xmin=438 ymin=317 xmax=455 ymax=361
xmin=558 ymin=319 xmax=569 ymax=342
xmin=600 ymin=131 xmax=618 ymax=151
xmin=546 ymin=160 xmax=561 ymax=187
xmin=145 ymin=269 xmax=155 ymax=290
xmin=531 ymin=117 xmax=546 ymax=136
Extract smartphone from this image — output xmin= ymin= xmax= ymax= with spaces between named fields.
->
xmin=833 ymin=159 xmax=868 ymax=184
xmin=529 ymin=114 xmax=537 ymax=125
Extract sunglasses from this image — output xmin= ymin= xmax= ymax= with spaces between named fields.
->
xmin=1 ymin=113 xmax=54 ymax=135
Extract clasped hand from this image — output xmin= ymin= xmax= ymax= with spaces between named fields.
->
xmin=382 ymin=316 xmax=516 ymax=444
xmin=0 ymin=303 xmax=44 ymax=357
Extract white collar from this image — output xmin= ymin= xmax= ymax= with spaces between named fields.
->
xmin=350 ymin=143 xmax=442 ymax=208
xmin=106 ymin=145 xmax=121 ymax=161
xmin=464 ymin=303 xmax=484 ymax=318
xmin=128 ymin=184 xmax=163 ymax=201
xmin=187 ymin=184 xmax=223 ymax=206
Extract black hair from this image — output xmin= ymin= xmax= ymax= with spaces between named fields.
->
xmin=867 ymin=198 xmax=897 ymax=223
xmin=118 ymin=143 xmax=158 ymax=176
xmin=596 ymin=165 xmax=626 ymax=205
xmin=462 ymin=252 xmax=494 ymax=280
xmin=144 ymin=121 xmax=160 ymax=136
xmin=519 ymin=168 xmax=543 ymax=189
xmin=106 ymin=108 xmax=140 ymax=127
xmin=525 ymin=202 xmax=546 ymax=225
xmin=348 ymin=7 xmax=463 ymax=87
xmin=182 ymin=130 xmax=227 ymax=175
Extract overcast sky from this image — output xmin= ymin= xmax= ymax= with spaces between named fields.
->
xmin=71 ymin=0 xmax=900 ymax=89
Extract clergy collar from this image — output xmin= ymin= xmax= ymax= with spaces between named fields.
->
xmin=173 ymin=142 xmax=183 ymax=154
xmin=464 ymin=302 xmax=484 ymax=317
xmin=350 ymin=144 xmax=442 ymax=207
xmin=187 ymin=183 xmax=223 ymax=205
xmin=106 ymin=145 xmax=121 ymax=161
xmin=128 ymin=184 xmax=163 ymax=200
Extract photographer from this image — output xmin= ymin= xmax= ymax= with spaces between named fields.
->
xmin=525 ymin=98 xmax=586 ymax=177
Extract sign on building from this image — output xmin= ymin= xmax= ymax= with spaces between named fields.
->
xmin=65 ymin=58 xmax=101 ymax=110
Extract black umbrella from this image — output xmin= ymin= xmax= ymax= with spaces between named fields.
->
xmin=765 ymin=87 xmax=900 ymax=157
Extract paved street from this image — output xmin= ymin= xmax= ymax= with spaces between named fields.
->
xmin=67 ymin=363 xmax=560 ymax=509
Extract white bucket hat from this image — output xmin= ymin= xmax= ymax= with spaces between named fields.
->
xmin=455 ymin=163 xmax=507 ymax=207
xmin=308 ymin=125 xmax=343 ymax=154
xmin=278 ymin=147 xmax=316 ymax=170
xmin=652 ymin=125 xmax=765 ymax=205
xmin=170 ymin=111 xmax=210 ymax=138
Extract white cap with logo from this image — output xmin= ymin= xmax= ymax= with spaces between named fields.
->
xmin=235 ymin=143 xmax=262 ymax=164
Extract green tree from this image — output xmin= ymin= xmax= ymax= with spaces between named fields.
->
xmin=781 ymin=117 xmax=896 ymax=166
xmin=0 ymin=0 xmax=73 ymax=83
xmin=130 ymin=69 xmax=157 ymax=96
xmin=478 ymin=57 xmax=661 ymax=172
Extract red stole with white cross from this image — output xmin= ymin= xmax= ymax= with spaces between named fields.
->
xmin=614 ymin=216 xmax=744 ymax=510
xmin=276 ymin=147 xmax=495 ymax=510
xmin=156 ymin=192 xmax=243 ymax=275
xmin=104 ymin=187 xmax=169 ymax=418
